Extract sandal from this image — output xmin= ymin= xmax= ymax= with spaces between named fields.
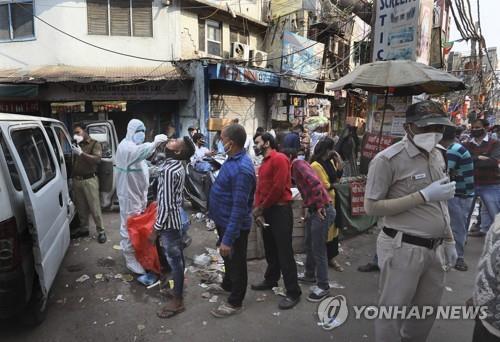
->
xmin=157 ymin=304 xmax=185 ymax=319
xmin=329 ymin=260 xmax=345 ymax=272
xmin=211 ymin=302 xmax=242 ymax=318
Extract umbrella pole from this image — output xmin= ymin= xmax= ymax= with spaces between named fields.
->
xmin=376 ymin=90 xmax=389 ymax=153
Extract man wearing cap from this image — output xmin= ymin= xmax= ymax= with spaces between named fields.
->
xmin=364 ymin=101 xmax=457 ymax=342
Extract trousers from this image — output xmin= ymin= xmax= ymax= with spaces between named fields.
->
xmin=216 ymin=227 xmax=249 ymax=307
xmin=304 ymin=205 xmax=336 ymax=290
xmin=448 ymin=197 xmax=473 ymax=258
xmin=262 ymin=204 xmax=302 ymax=299
xmin=73 ymin=176 xmax=104 ymax=233
xmin=376 ymin=231 xmax=445 ymax=342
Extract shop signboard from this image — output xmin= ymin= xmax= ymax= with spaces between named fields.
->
xmin=0 ymin=101 xmax=39 ymax=113
xmin=281 ymin=31 xmax=325 ymax=79
xmin=41 ymin=81 xmax=189 ymax=101
xmin=209 ymin=64 xmax=280 ymax=87
xmin=280 ymin=76 xmax=318 ymax=94
xmin=372 ymin=0 xmax=433 ymax=64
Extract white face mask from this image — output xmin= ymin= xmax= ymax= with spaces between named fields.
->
xmin=74 ymin=134 xmax=84 ymax=144
xmin=412 ymin=132 xmax=443 ymax=152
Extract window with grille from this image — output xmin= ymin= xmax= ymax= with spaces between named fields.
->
xmin=0 ymin=1 xmax=35 ymax=42
xmin=198 ymin=18 xmax=221 ymax=57
xmin=87 ymin=0 xmax=152 ymax=37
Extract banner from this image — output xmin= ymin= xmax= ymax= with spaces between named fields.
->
xmin=350 ymin=181 xmax=367 ymax=217
xmin=208 ymin=63 xmax=280 ymax=87
xmin=372 ymin=0 xmax=433 ymax=64
xmin=281 ymin=31 xmax=325 ymax=79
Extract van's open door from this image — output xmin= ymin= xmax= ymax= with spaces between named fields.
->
xmin=1 ymin=123 xmax=70 ymax=296
xmin=86 ymin=121 xmax=118 ymax=209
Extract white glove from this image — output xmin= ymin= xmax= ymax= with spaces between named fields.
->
xmin=442 ymin=240 xmax=458 ymax=269
xmin=419 ymin=177 xmax=456 ymax=202
xmin=71 ymin=145 xmax=83 ymax=156
xmin=153 ymin=134 xmax=168 ymax=146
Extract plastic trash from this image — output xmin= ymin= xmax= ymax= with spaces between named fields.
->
xmin=76 ymin=275 xmax=90 ymax=283
xmin=329 ymin=281 xmax=346 ymax=289
xmin=137 ymin=272 xmax=159 ymax=286
xmin=112 ymin=245 xmax=122 ymax=251
xmin=193 ymin=254 xmax=212 ymax=267
xmin=115 ymin=294 xmax=126 ymax=301
xmin=272 ymin=287 xmax=286 ymax=297
xmin=209 ymin=295 xmax=218 ymax=303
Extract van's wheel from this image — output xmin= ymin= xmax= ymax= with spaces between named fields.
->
xmin=22 ymin=276 xmax=47 ymax=326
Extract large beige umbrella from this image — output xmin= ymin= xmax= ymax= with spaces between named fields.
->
xmin=325 ymin=60 xmax=466 ymax=95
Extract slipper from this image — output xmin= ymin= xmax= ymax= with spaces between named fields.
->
xmin=157 ymin=305 xmax=185 ymax=319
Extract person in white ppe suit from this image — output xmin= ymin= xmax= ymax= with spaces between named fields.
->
xmin=116 ymin=119 xmax=168 ymax=274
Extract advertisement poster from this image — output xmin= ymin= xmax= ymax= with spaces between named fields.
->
xmin=281 ymin=31 xmax=325 ymax=79
xmin=368 ymin=95 xmax=411 ymax=136
xmin=372 ymin=0 xmax=433 ymax=64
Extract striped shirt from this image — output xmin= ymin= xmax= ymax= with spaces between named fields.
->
xmin=447 ymin=142 xmax=474 ymax=197
xmin=154 ymin=158 xmax=185 ymax=231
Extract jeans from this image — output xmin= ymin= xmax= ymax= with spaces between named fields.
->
xmin=476 ymin=185 xmax=500 ymax=233
xmin=216 ymin=227 xmax=249 ymax=307
xmin=304 ymin=205 xmax=336 ymax=290
xmin=448 ymin=196 xmax=473 ymax=258
xmin=159 ymin=229 xmax=184 ymax=298
xmin=262 ymin=204 xmax=302 ymax=299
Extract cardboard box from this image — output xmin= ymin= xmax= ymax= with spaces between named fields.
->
xmin=207 ymin=118 xmax=233 ymax=131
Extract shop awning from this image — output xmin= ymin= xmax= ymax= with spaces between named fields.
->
xmin=0 ymin=65 xmax=191 ymax=84
xmin=0 ymin=84 xmax=38 ymax=97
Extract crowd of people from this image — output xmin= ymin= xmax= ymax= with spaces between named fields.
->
xmin=68 ymin=105 xmax=500 ymax=340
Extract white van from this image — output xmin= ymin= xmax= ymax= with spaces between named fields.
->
xmin=0 ymin=113 xmax=76 ymax=325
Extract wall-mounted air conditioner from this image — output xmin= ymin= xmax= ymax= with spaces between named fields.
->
xmin=231 ymin=42 xmax=250 ymax=61
xmin=249 ymin=50 xmax=268 ymax=68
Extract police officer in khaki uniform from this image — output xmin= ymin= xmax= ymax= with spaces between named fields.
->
xmin=364 ymin=101 xmax=458 ymax=342
xmin=71 ymin=122 xmax=106 ymax=244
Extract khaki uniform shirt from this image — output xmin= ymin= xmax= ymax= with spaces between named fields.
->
xmin=73 ymin=138 xmax=102 ymax=177
xmin=365 ymin=136 xmax=451 ymax=239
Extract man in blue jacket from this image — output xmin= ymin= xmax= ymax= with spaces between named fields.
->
xmin=208 ymin=124 xmax=256 ymax=318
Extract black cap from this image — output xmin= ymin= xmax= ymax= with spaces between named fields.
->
xmin=406 ymin=100 xmax=454 ymax=127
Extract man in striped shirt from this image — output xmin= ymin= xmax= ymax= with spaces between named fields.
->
xmin=441 ymin=126 xmax=475 ymax=271
xmin=149 ymin=136 xmax=195 ymax=319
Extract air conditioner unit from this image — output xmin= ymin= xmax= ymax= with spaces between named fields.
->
xmin=249 ymin=50 xmax=268 ymax=68
xmin=231 ymin=42 xmax=250 ymax=61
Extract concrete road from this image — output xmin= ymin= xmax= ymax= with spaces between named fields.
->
xmin=1 ymin=211 xmax=483 ymax=342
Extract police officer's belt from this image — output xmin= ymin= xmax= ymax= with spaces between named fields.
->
xmin=383 ymin=227 xmax=443 ymax=249
xmin=74 ymin=173 xmax=97 ymax=181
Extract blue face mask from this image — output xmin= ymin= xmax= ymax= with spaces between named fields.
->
xmin=132 ymin=131 xmax=145 ymax=144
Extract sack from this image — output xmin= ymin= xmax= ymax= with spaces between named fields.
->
xmin=127 ymin=202 xmax=161 ymax=274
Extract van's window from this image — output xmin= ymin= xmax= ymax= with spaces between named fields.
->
xmin=44 ymin=126 xmax=61 ymax=165
xmin=88 ymin=125 xmax=112 ymax=158
xmin=54 ymin=126 xmax=72 ymax=155
xmin=0 ymin=133 xmax=21 ymax=191
xmin=11 ymin=128 xmax=56 ymax=192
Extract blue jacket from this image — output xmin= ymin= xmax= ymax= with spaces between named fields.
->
xmin=208 ymin=150 xmax=256 ymax=246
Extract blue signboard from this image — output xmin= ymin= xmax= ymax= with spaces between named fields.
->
xmin=208 ymin=63 xmax=280 ymax=87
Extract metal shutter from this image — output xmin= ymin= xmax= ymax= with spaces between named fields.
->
xmin=110 ymin=0 xmax=130 ymax=36
xmin=87 ymin=0 xmax=109 ymax=35
xmin=132 ymin=0 xmax=152 ymax=37
xmin=198 ymin=18 xmax=205 ymax=52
